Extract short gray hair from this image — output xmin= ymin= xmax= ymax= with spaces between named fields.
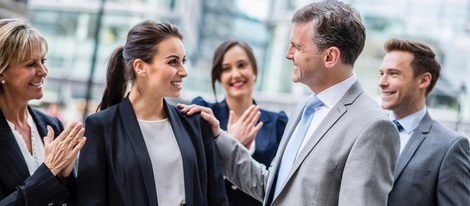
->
xmin=292 ymin=0 xmax=365 ymax=65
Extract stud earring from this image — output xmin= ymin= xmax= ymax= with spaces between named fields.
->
xmin=1 ymin=79 xmax=5 ymax=84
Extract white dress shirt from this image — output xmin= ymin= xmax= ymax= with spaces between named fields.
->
xmin=389 ymin=106 xmax=427 ymax=154
xmin=6 ymin=110 xmax=45 ymax=175
xmin=297 ymin=74 xmax=357 ymax=155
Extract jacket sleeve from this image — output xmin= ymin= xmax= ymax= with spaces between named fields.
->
xmin=0 ymin=164 xmax=71 ymax=206
xmin=200 ymin=118 xmax=228 ymax=206
xmin=76 ymin=115 xmax=108 ymax=206
xmin=437 ymin=137 xmax=470 ymax=205
xmin=338 ymin=119 xmax=400 ymax=206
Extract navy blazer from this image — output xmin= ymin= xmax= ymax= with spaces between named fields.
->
xmin=77 ymin=98 xmax=228 ymax=206
xmin=0 ymin=107 xmax=74 ymax=206
xmin=191 ymin=97 xmax=287 ymax=206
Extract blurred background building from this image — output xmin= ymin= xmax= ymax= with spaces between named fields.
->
xmin=1 ymin=0 xmax=469 ymax=135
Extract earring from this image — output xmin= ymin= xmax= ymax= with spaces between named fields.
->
xmin=1 ymin=79 xmax=5 ymax=84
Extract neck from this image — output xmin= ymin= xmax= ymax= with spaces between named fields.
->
xmin=309 ymin=66 xmax=353 ymax=94
xmin=0 ymin=94 xmax=29 ymax=125
xmin=393 ymin=99 xmax=426 ymax=120
xmin=128 ymin=87 xmax=166 ymax=120
xmin=226 ymin=95 xmax=253 ymax=117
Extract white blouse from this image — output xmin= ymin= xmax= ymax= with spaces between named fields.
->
xmin=6 ymin=110 xmax=45 ymax=175
xmin=138 ymin=118 xmax=186 ymax=206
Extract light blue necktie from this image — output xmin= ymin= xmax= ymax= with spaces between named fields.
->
xmin=273 ymin=95 xmax=323 ymax=198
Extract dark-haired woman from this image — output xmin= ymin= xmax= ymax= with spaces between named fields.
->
xmin=191 ymin=40 xmax=287 ymax=206
xmin=76 ymin=20 xmax=228 ymax=206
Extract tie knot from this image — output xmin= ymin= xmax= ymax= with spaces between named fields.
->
xmin=393 ymin=120 xmax=404 ymax=132
xmin=305 ymin=95 xmax=323 ymax=110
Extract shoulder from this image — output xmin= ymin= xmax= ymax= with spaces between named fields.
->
xmin=84 ymin=104 xmax=119 ymax=127
xmin=428 ymin=119 xmax=468 ymax=147
xmin=191 ymin=96 xmax=212 ymax=107
xmin=29 ymin=107 xmax=62 ymax=129
xmin=259 ymin=108 xmax=288 ymax=123
xmin=167 ymin=103 xmax=203 ymax=125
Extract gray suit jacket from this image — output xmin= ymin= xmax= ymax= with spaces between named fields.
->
xmin=215 ymin=81 xmax=400 ymax=206
xmin=388 ymin=112 xmax=470 ymax=206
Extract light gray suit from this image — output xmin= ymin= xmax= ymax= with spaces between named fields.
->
xmin=388 ymin=112 xmax=470 ymax=206
xmin=216 ymin=82 xmax=400 ymax=206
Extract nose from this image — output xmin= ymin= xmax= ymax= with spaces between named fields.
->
xmin=231 ymin=68 xmax=241 ymax=78
xmin=38 ymin=62 xmax=48 ymax=77
xmin=285 ymin=45 xmax=294 ymax=60
xmin=378 ymin=73 xmax=388 ymax=89
xmin=178 ymin=65 xmax=188 ymax=78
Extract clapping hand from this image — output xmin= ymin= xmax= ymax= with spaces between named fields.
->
xmin=43 ymin=122 xmax=86 ymax=177
xmin=227 ymin=105 xmax=263 ymax=149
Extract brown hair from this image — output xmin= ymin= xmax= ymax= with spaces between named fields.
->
xmin=291 ymin=0 xmax=365 ymax=65
xmin=211 ymin=40 xmax=258 ymax=101
xmin=98 ymin=20 xmax=183 ymax=110
xmin=0 ymin=18 xmax=47 ymax=75
xmin=384 ymin=38 xmax=441 ymax=96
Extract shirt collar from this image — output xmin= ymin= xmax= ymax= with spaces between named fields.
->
xmin=390 ymin=106 xmax=427 ymax=133
xmin=316 ymin=73 xmax=357 ymax=108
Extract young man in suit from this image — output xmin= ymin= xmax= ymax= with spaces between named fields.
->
xmin=379 ymin=38 xmax=470 ymax=206
xmin=197 ymin=1 xmax=401 ymax=205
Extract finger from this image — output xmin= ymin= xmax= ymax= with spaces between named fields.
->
xmin=239 ymin=105 xmax=256 ymax=123
xmin=228 ymin=110 xmax=236 ymax=126
xmin=71 ymin=137 xmax=87 ymax=155
xmin=56 ymin=122 xmax=77 ymax=142
xmin=248 ymin=111 xmax=261 ymax=127
xmin=176 ymin=103 xmax=188 ymax=109
xmin=177 ymin=103 xmax=191 ymax=112
xmin=68 ymin=127 xmax=85 ymax=149
xmin=43 ymin=125 xmax=55 ymax=145
xmin=201 ymin=111 xmax=218 ymax=125
xmin=62 ymin=122 xmax=83 ymax=145
xmin=187 ymin=105 xmax=211 ymax=115
xmin=243 ymin=105 xmax=259 ymax=125
xmin=251 ymin=122 xmax=263 ymax=137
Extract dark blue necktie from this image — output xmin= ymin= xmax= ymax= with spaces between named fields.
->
xmin=273 ymin=95 xmax=323 ymax=198
xmin=393 ymin=120 xmax=404 ymax=132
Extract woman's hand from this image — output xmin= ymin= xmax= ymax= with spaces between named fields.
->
xmin=177 ymin=104 xmax=221 ymax=137
xmin=43 ymin=122 xmax=86 ymax=177
xmin=227 ymin=105 xmax=263 ymax=149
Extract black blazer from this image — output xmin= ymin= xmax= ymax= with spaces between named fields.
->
xmin=191 ymin=97 xmax=287 ymax=206
xmin=77 ymin=98 xmax=228 ymax=206
xmin=0 ymin=107 xmax=74 ymax=206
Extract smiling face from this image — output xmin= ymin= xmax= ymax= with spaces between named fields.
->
xmin=285 ymin=22 xmax=326 ymax=91
xmin=379 ymin=50 xmax=426 ymax=118
xmin=1 ymin=48 xmax=47 ymax=102
xmin=140 ymin=37 xmax=187 ymax=98
xmin=219 ymin=45 xmax=255 ymax=99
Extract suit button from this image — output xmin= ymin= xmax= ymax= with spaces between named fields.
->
xmin=231 ymin=185 xmax=238 ymax=190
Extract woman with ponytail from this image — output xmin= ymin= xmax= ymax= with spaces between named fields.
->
xmin=76 ymin=20 xmax=228 ymax=206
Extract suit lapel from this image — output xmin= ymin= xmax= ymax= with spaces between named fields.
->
xmin=394 ymin=112 xmax=432 ymax=180
xmin=28 ymin=107 xmax=48 ymax=138
xmin=273 ymin=81 xmax=363 ymax=201
xmin=0 ymin=108 xmax=30 ymax=189
xmin=118 ymin=98 xmax=158 ymax=206
xmin=264 ymin=98 xmax=306 ymax=203
xmin=164 ymin=99 xmax=196 ymax=206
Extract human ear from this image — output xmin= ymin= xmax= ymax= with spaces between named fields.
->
xmin=418 ymin=72 xmax=432 ymax=89
xmin=133 ymin=59 xmax=147 ymax=77
xmin=324 ymin=47 xmax=340 ymax=68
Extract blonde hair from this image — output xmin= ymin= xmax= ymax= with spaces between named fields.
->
xmin=0 ymin=18 xmax=47 ymax=74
